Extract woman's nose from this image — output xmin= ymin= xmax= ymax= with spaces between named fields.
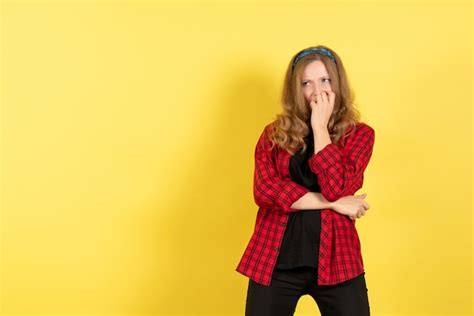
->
xmin=314 ymin=87 xmax=330 ymax=96
xmin=314 ymin=86 xmax=323 ymax=95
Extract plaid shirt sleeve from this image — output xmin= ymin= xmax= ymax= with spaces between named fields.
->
xmin=253 ymin=124 xmax=310 ymax=213
xmin=308 ymin=123 xmax=375 ymax=202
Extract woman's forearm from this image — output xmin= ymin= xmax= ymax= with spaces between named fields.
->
xmin=290 ymin=192 xmax=334 ymax=210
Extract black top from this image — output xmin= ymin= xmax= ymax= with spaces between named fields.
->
xmin=275 ymin=130 xmax=322 ymax=269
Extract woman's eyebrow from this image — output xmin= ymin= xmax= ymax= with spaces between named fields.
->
xmin=302 ymin=76 xmax=330 ymax=80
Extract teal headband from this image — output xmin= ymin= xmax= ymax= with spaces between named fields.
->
xmin=292 ymin=47 xmax=336 ymax=70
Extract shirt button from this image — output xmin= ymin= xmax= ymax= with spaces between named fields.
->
xmin=272 ymin=246 xmax=279 ymax=251
xmin=279 ymin=221 xmax=286 ymax=226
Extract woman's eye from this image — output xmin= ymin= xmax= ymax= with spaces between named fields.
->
xmin=303 ymin=79 xmax=330 ymax=85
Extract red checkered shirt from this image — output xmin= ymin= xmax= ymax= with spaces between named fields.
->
xmin=235 ymin=121 xmax=375 ymax=286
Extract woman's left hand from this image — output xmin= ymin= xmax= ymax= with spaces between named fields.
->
xmin=310 ymin=91 xmax=335 ymax=129
xmin=331 ymin=193 xmax=369 ymax=221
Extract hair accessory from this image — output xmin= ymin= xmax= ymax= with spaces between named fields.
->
xmin=292 ymin=47 xmax=336 ymax=70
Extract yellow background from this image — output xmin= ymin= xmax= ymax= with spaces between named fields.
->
xmin=1 ymin=0 xmax=472 ymax=315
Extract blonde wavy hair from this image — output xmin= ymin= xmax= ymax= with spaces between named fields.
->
xmin=269 ymin=44 xmax=361 ymax=155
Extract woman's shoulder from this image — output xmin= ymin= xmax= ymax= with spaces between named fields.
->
xmin=259 ymin=120 xmax=278 ymax=140
xmin=337 ymin=121 xmax=374 ymax=148
xmin=355 ymin=121 xmax=375 ymax=135
xmin=347 ymin=121 xmax=374 ymax=136
xmin=254 ymin=121 xmax=277 ymax=149
xmin=263 ymin=120 xmax=277 ymax=131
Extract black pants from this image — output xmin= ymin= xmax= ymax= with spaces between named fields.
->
xmin=245 ymin=266 xmax=370 ymax=316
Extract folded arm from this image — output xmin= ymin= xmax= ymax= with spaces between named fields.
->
xmin=290 ymin=191 xmax=334 ymax=210
xmin=308 ymin=123 xmax=375 ymax=202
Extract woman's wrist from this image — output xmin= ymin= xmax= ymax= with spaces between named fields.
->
xmin=325 ymin=199 xmax=337 ymax=210
xmin=314 ymin=192 xmax=337 ymax=209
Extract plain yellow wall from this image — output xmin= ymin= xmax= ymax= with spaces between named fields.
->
xmin=1 ymin=1 xmax=472 ymax=315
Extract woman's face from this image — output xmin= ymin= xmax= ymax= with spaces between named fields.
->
xmin=300 ymin=60 xmax=333 ymax=105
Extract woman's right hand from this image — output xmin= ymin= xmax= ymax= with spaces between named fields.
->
xmin=331 ymin=193 xmax=370 ymax=221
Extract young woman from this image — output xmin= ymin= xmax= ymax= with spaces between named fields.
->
xmin=235 ymin=45 xmax=375 ymax=316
